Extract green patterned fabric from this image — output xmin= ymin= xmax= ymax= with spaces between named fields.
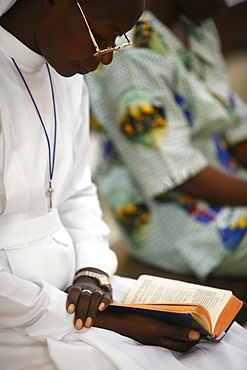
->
xmin=85 ymin=11 xmax=247 ymax=279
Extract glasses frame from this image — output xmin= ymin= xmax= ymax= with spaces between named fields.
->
xmin=75 ymin=0 xmax=133 ymax=57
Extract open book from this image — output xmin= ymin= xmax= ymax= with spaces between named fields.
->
xmin=110 ymin=275 xmax=243 ymax=341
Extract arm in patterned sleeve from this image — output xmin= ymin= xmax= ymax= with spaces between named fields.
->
xmin=86 ymin=50 xmax=208 ymax=201
xmin=86 ymin=27 xmax=247 ymax=206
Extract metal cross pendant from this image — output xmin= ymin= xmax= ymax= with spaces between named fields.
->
xmin=47 ymin=180 xmax=54 ymax=208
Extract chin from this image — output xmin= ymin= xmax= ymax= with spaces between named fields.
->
xmin=62 ymin=66 xmax=91 ymax=77
xmin=51 ymin=63 xmax=95 ymax=78
xmin=48 ymin=63 xmax=82 ymax=78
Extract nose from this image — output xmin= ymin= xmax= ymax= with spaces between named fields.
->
xmin=95 ymin=52 xmax=113 ymax=65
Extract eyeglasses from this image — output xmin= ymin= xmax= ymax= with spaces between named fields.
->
xmin=75 ymin=0 xmax=133 ymax=57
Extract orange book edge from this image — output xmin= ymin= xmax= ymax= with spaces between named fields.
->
xmin=111 ymin=302 xmax=213 ymax=333
xmin=214 ymin=295 xmax=243 ymax=337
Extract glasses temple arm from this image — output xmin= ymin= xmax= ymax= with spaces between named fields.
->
xmin=76 ymin=1 xmax=100 ymax=52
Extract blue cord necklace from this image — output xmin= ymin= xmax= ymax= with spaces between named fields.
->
xmin=12 ymin=58 xmax=57 ymax=208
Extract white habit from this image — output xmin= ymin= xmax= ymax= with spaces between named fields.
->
xmin=0 ymin=3 xmax=247 ymax=370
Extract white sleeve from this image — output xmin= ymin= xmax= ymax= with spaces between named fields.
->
xmin=0 ymin=264 xmax=74 ymax=340
xmin=0 ymin=78 xmax=117 ymax=341
xmin=57 ymin=79 xmax=118 ymax=275
xmin=0 ymin=80 xmax=72 ymax=340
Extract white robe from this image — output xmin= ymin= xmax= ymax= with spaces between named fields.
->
xmin=0 ymin=4 xmax=247 ymax=370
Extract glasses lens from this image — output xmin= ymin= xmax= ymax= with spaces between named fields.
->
xmin=116 ymin=34 xmax=132 ymax=46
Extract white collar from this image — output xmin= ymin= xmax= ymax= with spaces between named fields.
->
xmin=0 ymin=25 xmax=45 ymax=72
xmin=0 ymin=0 xmax=17 ymax=17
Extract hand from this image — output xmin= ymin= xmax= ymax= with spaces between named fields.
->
xmin=65 ymin=277 xmax=112 ymax=330
xmin=94 ymin=310 xmax=200 ymax=353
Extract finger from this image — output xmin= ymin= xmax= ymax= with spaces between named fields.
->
xmin=84 ymin=290 xmax=105 ymax=328
xmin=74 ymin=290 xmax=92 ymax=330
xmin=159 ymin=337 xmax=199 ymax=352
xmin=159 ymin=322 xmax=200 ymax=342
xmin=66 ymin=285 xmax=82 ymax=314
xmin=97 ymin=291 xmax=113 ymax=311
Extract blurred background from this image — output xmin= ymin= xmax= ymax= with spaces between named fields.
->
xmin=89 ymin=0 xmax=247 ymax=325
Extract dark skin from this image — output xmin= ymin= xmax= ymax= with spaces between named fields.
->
xmin=66 ymin=269 xmax=200 ymax=352
xmin=0 ymin=0 xmax=143 ymax=77
xmin=1 ymin=0 xmax=200 ymax=352
xmin=213 ymin=1 xmax=247 ymax=54
xmin=146 ymin=0 xmax=247 ymax=205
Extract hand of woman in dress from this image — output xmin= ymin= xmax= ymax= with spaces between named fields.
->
xmin=94 ymin=310 xmax=200 ymax=352
xmin=65 ymin=269 xmax=112 ymax=330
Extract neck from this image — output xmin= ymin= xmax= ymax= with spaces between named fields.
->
xmin=146 ymin=0 xmax=188 ymax=45
xmin=0 ymin=0 xmax=40 ymax=53
xmin=145 ymin=0 xmax=177 ymax=27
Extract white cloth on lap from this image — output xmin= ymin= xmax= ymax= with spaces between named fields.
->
xmin=49 ymin=277 xmax=247 ymax=370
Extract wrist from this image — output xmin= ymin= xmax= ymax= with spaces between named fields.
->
xmin=73 ymin=268 xmax=112 ymax=293
xmin=75 ymin=267 xmax=109 ymax=277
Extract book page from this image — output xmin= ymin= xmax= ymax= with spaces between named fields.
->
xmin=125 ymin=275 xmax=232 ymax=329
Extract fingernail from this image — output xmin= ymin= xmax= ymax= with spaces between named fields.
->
xmin=68 ymin=304 xmax=75 ymax=314
xmin=189 ymin=330 xmax=200 ymax=340
xmin=85 ymin=317 xmax=93 ymax=328
xmin=75 ymin=319 xmax=83 ymax=330
xmin=98 ymin=302 xmax=105 ymax=311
